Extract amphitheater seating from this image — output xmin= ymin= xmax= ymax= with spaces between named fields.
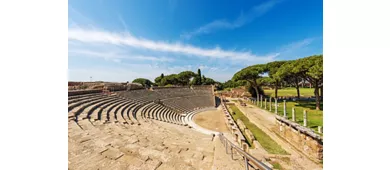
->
xmin=68 ymin=117 xmax=232 ymax=169
xmin=67 ymin=86 xmax=274 ymax=169
xmin=69 ymin=86 xmax=214 ymax=126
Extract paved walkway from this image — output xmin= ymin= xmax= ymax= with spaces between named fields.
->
xmin=230 ymin=98 xmax=323 ymax=170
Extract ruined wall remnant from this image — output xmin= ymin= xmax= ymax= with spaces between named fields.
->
xmin=274 ymin=115 xmax=323 ymax=161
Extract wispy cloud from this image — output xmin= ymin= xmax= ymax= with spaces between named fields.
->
xmin=180 ymin=0 xmax=282 ymax=39
xmin=68 ymin=28 xmax=278 ymax=62
xmin=280 ymin=38 xmax=315 ymax=52
xmin=118 ymin=14 xmax=129 ymax=32
xmin=69 ymin=49 xmax=174 ymax=63
xmin=68 ymin=5 xmax=96 ymax=29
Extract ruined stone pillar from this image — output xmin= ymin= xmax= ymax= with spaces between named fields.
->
xmin=318 ymin=126 xmax=323 ymax=134
xmin=303 ymin=110 xmax=307 ymax=127
xmin=242 ymin=143 xmax=249 ymax=153
xmin=275 ymin=98 xmax=278 ymax=114
xmin=283 ymin=100 xmax=287 ymax=118
xmin=292 ymin=108 xmax=296 ymax=121
xmin=260 ymin=95 xmax=263 ymax=108
xmin=269 ymin=97 xmax=272 ymax=111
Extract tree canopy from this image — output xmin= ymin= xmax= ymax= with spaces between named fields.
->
xmin=177 ymin=71 xmax=196 ymax=85
xmin=160 ymin=74 xmax=179 ymax=86
xmin=132 ymin=78 xmax=152 ymax=88
xmin=229 ymin=54 xmax=323 ymax=110
xmin=232 ymin=64 xmax=267 ymax=102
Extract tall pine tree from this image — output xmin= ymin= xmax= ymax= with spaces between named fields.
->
xmin=197 ymin=69 xmax=202 ymax=85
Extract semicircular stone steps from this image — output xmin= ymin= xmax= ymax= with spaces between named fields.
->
xmin=68 ymin=93 xmax=100 ymax=100
xmin=116 ymin=101 xmax=138 ymax=125
xmin=68 ymin=95 xmax=111 ymax=120
xmin=112 ymin=101 xmax=133 ymax=124
xmin=83 ymin=97 xmax=125 ymax=120
xmin=73 ymin=96 xmax=120 ymax=122
xmin=89 ymin=97 xmax=126 ymax=122
xmin=101 ymin=99 xmax=134 ymax=123
xmin=106 ymin=99 xmax=138 ymax=124
xmin=150 ymin=104 xmax=163 ymax=120
xmin=142 ymin=103 xmax=158 ymax=119
xmin=68 ymin=93 xmax=104 ymax=105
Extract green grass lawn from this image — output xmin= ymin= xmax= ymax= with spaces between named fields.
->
xmin=228 ymin=105 xmax=289 ymax=155
xmin=264 ymin=87 xmax=315 ymax=97
xmin=245 ymin=100 xmax=323 ymax=134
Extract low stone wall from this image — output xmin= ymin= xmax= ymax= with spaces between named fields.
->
xmin=68 ymin=89 xmax=102 ymax=96
xmin=244 ymin=129 xmax=256 ymax=144
xmin=274 ymin=115 xmax=323 ymax=161
xmin=220 ymin=99 xmax=247 ymax=148
xmin=236 ymin=119 xmax=246 ymax=131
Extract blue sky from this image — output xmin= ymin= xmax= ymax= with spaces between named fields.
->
xmin=68 ymin=0 xmax=323 ymax=82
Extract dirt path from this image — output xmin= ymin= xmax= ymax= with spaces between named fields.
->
xmin=230 ymin=99 xmax=322 ymax=170
xmin=193 ymin=109 xmax=229 ymax=132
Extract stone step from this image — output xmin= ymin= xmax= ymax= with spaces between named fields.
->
xmin=211 ymin=136 xmax=244 ymax=170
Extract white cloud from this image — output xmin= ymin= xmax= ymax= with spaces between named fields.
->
xmin=68 ymin=28 xmax=278 ymax=62
xmin=68 ymin=49 xmax=174 ymax=62
xmin=69 ymin=64 xmax=171 ymax=82
xmin=209 ymin=67 xmax=218 ymax=72
xmin=180 ymin=0 xmax=282 ymax=39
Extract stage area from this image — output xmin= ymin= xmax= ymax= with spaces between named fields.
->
xmin=193 ymin=109 xmax=229 ymax=132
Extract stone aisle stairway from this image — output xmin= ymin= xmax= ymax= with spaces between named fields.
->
xmin=69 ymin=119 xmax=220 ymax=170
xmin=211 ymin=136 xmax=245 ymax=170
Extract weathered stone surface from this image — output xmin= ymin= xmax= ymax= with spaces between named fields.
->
xmin=275 ymin=116 xmax=323 ymax=161
xmin=244 ymin=129 xmax=255 ymax=143
xmin=253 ymin=140 xmax=261 ymax=149
xmin=236 ymin=119 xmax=246 ymax=131
xmin=101 ymin=148 xmax=124 ymax=160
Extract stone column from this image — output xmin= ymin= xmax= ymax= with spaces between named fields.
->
xmin=318 ymin=126 xmax=323 ymax=134
xmin=264 ymin=99 xmax=267 ymax=109
xmin=292 ymin=108 xmax=296 ymax=121
xmin=283 ymin=100 xmax=287 ymax=118
xmin=269 ymin=97 xmax=272 ymax=111
xmin=275 ymin=98 xmax=278 ymax=114
xmin=260 ymin=95 xmax=263 ymax=108
xmin=303 ymin=110 xmax=307 ymax=127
